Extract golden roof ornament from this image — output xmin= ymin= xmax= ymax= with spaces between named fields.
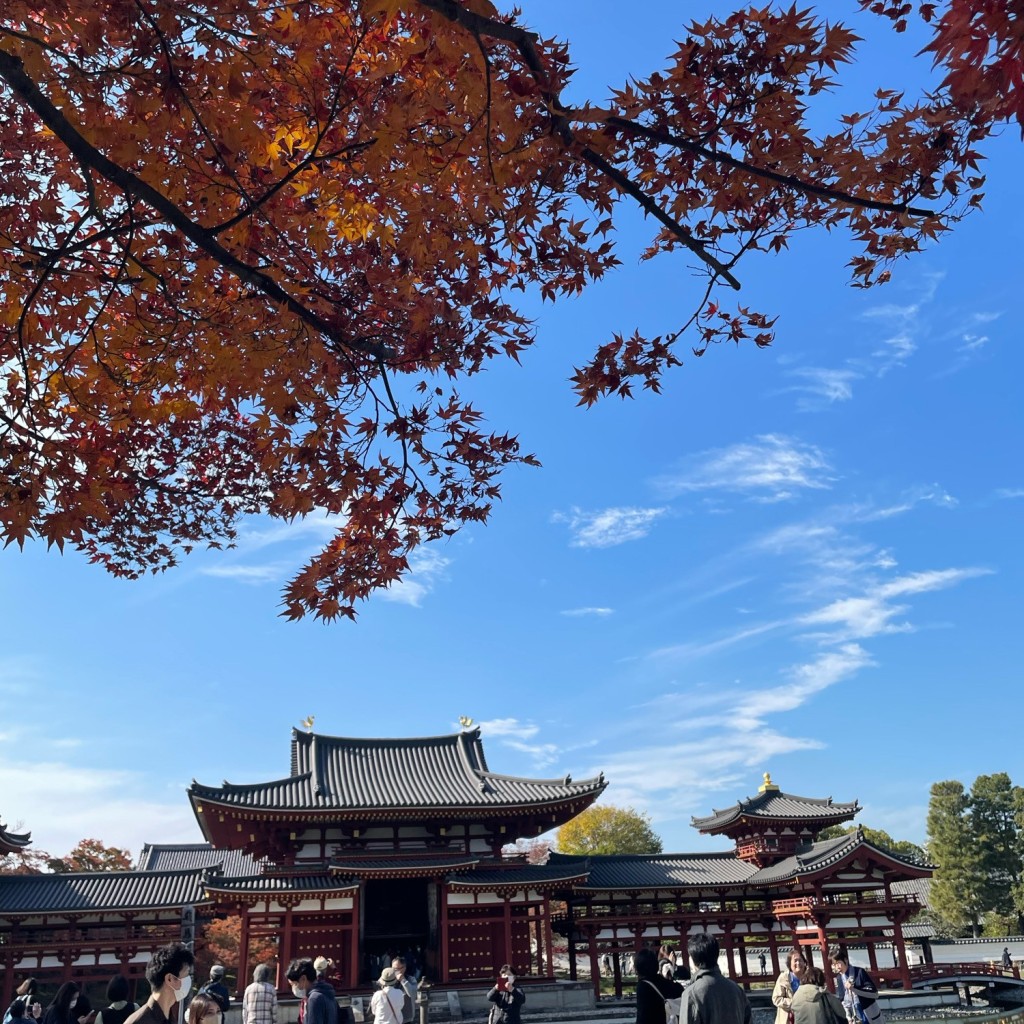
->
xmin=759 ymin=771 xmax=780 ymax=793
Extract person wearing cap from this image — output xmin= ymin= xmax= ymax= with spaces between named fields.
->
xmin=286 ymin=960 xmax=338 ymax=1024
xmin=369 ymin=969 xmax=404 ymax=1024
xmin=200 ymin=967 xmax=231 ymax=1015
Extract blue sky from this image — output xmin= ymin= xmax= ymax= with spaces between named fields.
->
xmin=1 ymin=1 xmax=1021 ymax=863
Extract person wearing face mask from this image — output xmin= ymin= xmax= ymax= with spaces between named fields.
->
xmin=486 ymin=966 xmax=525 ymax=1024
xmin=43 ymin=984 xmax=80 ymax=1024
xmin=124 ymin=941 xmax=195 ymax=1024
xmin=285 ymin=960 xmax=338 ymax=1024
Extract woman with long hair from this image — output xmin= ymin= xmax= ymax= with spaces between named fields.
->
xmin=42 ymin=984 xmax=80 ymax=1024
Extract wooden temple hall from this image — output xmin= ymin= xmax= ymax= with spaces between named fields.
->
xmin=1 ymin=729 xmax=931 ymax=1005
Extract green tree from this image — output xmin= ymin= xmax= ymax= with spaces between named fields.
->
xmin=817 ymin=824 xmax=926 ymax=863
xmin=556 ymin=804 xmax=662 ymax=856
xmin=969 ymin=773 xmax=1024 ymax=931
xmin=927 ymin=780 xmax=986 ymax=937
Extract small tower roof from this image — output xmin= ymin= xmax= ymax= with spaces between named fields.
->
xmin=0 ymin=819 xmax=31 ymax=856
xmin=692 ymin=782 xmax=859 ymax=834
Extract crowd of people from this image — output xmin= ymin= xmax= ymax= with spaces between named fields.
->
xmin=4 ymin=935 xmax=887 ymax=1024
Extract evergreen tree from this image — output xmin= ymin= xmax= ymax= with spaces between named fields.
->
xmin=927 ymin=780 xmax=986 ymax=937
xmin=969 ymin=773 xmax=1024 ymax=931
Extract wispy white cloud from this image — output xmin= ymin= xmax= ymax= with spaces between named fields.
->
xmin=200 ymin=563 xmax=284 ymax=584
xmin=994 ymin=488 xmax=1024 ymax=501
xmin=959 ymin=333 xmax=989 ymax=352
xmin=553 ymin=506 xmax=666 ymax=548
xmin=477 ymin=717 xmax=540 ymax=740
xmin=0 ymin=761 xmax=202 ymax=857
xmin=848 ymin=486 xmax=958 ymax=521
xmin=800 ymin=567 xmax=992 ymax=643
xmin=561 ymin=606 xmax=614 ymax=617
xmin=649 ymin=620 xmax=785 ymax=663
xmin=380 ymin=547 xmax=451 ymax=607
xmin=654 ymin=434 xmax=833 ymax=503
xmin=502 ymin=739 xmax=560 ymax=771
xmin=786 ymin=367 xmax=861 ymax=410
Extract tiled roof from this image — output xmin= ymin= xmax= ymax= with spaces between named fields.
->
xmin=0 ymin=819 xmax=31 ymax=855
xmin=328 ymin=857 xmax=479 ymax=876
xmin=447 ymin=864 xmax=591 ymax=890
xmin=747 ymin=833 xmax=931 ymax=886
xmin=203 ymin=874 xmax=358 ymax=894
xmin=0 ymin=868 xmax=209 ymax=915
xmin=190 ymin=728 xmax=606 ymax=812
xmin=137 ymin=843 xmax=264 ymax=876
xmin=547 ymin=852 xmax=757 ymax=891
xmin=692 ymin=790 xmax=859 ymax=832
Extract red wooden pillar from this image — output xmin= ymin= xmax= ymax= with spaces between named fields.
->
xmin=768 ymin=929 xmax=780 ymax=975
xmin=867 ymin=943 xmax=878 ymax=972
xmin=439 ymin=886 xmax=449 ymax=984
xmin=2 ymin=950 xmax=15 ymax=1006
xmin=349 ymin=889 xmax=361 ymax=992
xmin=503 ymin=898 xmax=513 ymax=971
xmin=237 ymin=910 xmax=252 ymax=998
xmin=543 ymin=899 xmax=554 ymax=980
xmin=587 ymin=929 xmax=601 ymax=999
xmin=816 ymin=924 xmax=833 ymax=988
xmin=281 ymin=907 xmax=295 ymax=979
xmin=891 ymin=918 xmax=910 ymax=989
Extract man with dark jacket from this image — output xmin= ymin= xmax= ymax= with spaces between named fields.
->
xmin=201 ymin=967 xmax=231 ymax=1015
xmin=286 ymin=960 xmax=338 ymax=1024
xmin=680 ymin=934 xmax=751 ymax=1024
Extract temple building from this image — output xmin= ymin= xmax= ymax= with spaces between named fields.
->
xmin=0 ymin=730 xmax=931 ymax=1006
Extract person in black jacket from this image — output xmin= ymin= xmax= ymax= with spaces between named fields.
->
xmin=486 ymin=966 xmax=525 ymax=1024
xmin=636 ymin=948 xmax=683 ymax=1024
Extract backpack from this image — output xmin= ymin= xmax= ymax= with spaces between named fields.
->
xmin=644 ymin=979 xmax=681 ymax=1024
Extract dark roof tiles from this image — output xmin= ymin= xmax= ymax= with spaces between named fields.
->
xmin=0 ymin=820 xmax=31 ymax=854
xmin=137 ymin=843 xmax=264 ymax=876
xmin=692 ymin=790 xmax=859 ymax=832
xmin=545 ymin=852 xmax=758 ymax=890
xmin=191 ymin=729 xmax=605 ymax=812
xmin=0 ymin=868 xmax=208 ymax=915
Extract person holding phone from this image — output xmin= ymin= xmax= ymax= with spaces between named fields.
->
xmin=487 ymin=966 xmax=525 ymax=1024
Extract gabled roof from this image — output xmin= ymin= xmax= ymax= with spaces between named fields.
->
xmin=548 ymin=851 xmax=758 ymax=891
xmin=202 ymin=874 xmax=359 ymax=895
xmin=189 ymin=728 xmax=606 ymax=814
xmin=0 ymin=868 xmax=210 ymax=915
xmin=137 ymin=843 xmax=264 ymax=876
xmin=692 ymin=790 xmax=859 ymax=833
xmin=0 ymin=819 xmax=31 ymax=855
xmin=446 ymin=864 xmax=592 ymax=891
xmin=746 ymin=833 xmax=932 ymax=886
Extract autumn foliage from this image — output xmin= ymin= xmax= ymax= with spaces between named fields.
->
xmin=0 ymin=1 xmax=1014 ymax=619
xmin=194 ymin=916 xmax=278 ymax=984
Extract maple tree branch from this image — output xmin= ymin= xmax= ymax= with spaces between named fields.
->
xmin=592 ymin=114 xmax=937 ymax=219
xmin=0 ymin=47 xmax=395 ymax=364
xmin=579 ymin=146 xmax=741 ymax=289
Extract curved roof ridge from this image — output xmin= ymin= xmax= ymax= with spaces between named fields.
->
xmin=291 ymin=727 xmax=475 ymax=748
xmin=479 ymin=769 xmax=605 ymax=789
xmin=192 ymin=771 xmax=312 ymax=795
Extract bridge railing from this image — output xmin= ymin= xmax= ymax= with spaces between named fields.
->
xmin=910 ymin=962 xmax=1023 ymax=983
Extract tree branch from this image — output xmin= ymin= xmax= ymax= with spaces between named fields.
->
xmin=0 ymin=46 xmax=395 ymax=362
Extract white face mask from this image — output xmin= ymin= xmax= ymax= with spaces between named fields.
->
xmin=174 ymin=977 xmax=192 ymax=1003
xmin=290 ymin=985 xmax=303 ymax=999
xmin=69 ymin=1002 xmax=78 ymax=1011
